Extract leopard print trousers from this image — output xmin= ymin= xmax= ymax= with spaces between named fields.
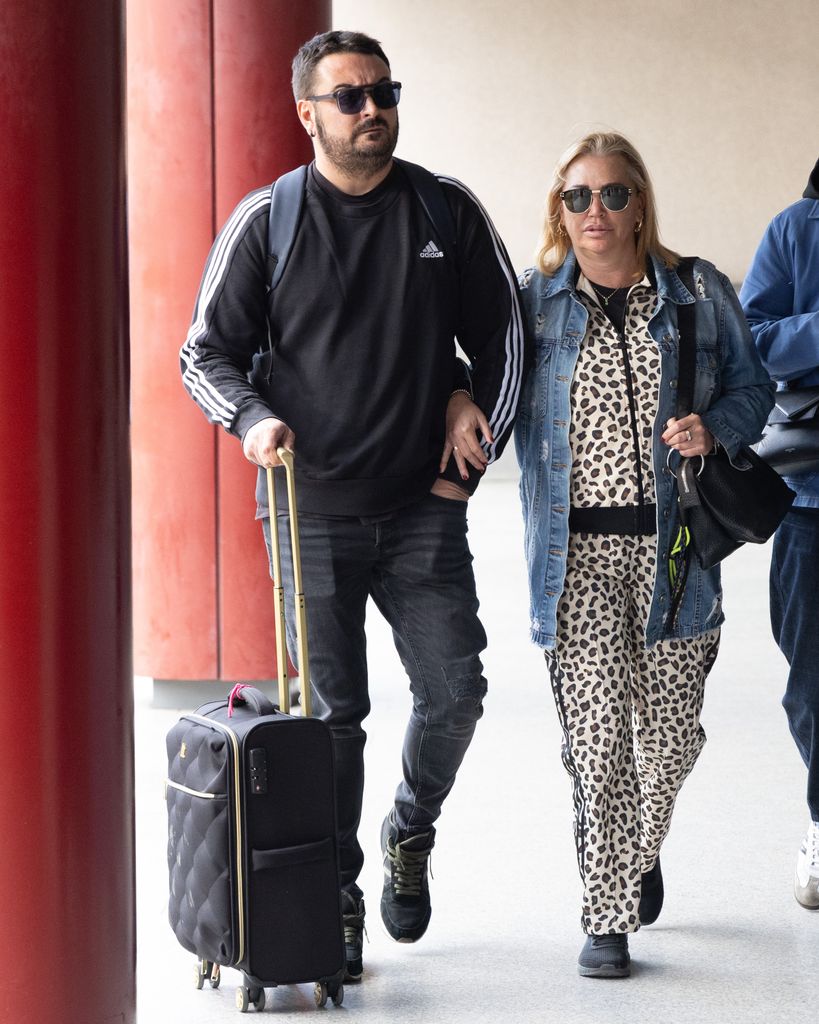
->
xmin=547 ymin=532 xmax=720 ymax=935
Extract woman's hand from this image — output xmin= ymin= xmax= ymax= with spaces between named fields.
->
xmin=439 ymin=392 xmax=494 ymax=481
xmin=662 ymin=415 xmax=715 ymax=458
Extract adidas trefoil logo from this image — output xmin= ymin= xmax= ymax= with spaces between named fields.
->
xmin=419 ymin=240 xmax=445 ymax=259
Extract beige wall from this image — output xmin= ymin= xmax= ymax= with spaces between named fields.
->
xmin=333 ymin=0 xmax=817 ymax=282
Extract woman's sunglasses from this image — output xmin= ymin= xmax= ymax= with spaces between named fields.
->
xmin=559 ymin=184 xmax=633 ymax=214
xmin=307 ymin=81 xmax=402 ymax=115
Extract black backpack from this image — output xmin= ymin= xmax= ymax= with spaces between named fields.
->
xmin=264 ymin=158 xmax=457 ymax=292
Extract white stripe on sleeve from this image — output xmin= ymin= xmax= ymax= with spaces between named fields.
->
xmin=434 ymin=175 xmax=525 ymax=464
xmin=180 ymin=187 xmax=272 ymax=428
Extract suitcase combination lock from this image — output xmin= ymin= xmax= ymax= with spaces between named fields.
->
xmin=249 ymin=748 xmax=268 ymax=795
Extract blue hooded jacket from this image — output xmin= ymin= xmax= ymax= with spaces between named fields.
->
xmin=741 ymin=158 xmax=819 ymax=506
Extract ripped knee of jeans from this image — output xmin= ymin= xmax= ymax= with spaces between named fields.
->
xmin=441 ymin=657 xmax=487 ymax=709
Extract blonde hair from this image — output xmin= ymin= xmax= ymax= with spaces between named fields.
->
xmin=536 ymin=131 xmax=679 ymax=276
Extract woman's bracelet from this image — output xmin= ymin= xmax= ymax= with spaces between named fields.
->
xmin=450 ymin=388 xmax=473 ymax=401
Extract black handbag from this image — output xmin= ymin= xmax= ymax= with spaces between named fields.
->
xmin=676 ymin=446 xmax=794 ymax=569
xmin=754 ymin=385 xmax=819 ymax=476
xmin=672 ymin=260 xmax=795 ymax=571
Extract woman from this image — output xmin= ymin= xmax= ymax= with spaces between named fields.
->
xmin=514 ymin=132 xmax=774 ymax=977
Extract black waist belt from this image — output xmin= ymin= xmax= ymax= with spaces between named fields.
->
xmin=569 ymin=504 xmax=657 ymax=536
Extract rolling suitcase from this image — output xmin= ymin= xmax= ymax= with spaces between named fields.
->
xmin=165 ymin=451 xmax=346 ymax=1012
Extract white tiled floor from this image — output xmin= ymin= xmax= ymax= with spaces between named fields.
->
xmin=136 ymin=478 xmax=817 ymax=1022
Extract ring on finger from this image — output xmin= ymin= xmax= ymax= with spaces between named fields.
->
xmin=685 ymin=429 xmax=692 ymax=442
xmin=453 ymin=445 xmax=459 ymax=451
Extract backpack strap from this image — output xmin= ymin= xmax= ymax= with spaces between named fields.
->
xmin=394 ymin=157 xmax=457 ymax=259
xmin=266 ymin=165 xmax=308 ymax=292
xmin=674 ymin=256 xmax=699 ymax=418
xmin=266 ymin=160 xmax=457 ymax=291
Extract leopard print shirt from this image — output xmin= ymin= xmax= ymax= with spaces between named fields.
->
xmin=570 ymin=281 xmax=660 ymax=508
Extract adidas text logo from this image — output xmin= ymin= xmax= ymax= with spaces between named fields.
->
xmin=419 ymin=240 xmax=445 ymax=259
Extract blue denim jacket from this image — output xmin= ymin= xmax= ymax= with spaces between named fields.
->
xmin=515 ymin=252 xmax=775 ymax=649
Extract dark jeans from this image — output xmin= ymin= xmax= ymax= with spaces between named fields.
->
xmin=262 ymin=493 xmax=487 ymax=893
xmin=770 ymin=507 xmax=819 ymax=822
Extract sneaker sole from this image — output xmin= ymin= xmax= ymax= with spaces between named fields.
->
xmin=379 ymin=912 xmax=431 ymax=944
xmin=578 ymin=963 xmax=631 ymax=978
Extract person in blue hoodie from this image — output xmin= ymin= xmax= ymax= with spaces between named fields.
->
xmin=740 ymin=157 xmax=819 ymax=911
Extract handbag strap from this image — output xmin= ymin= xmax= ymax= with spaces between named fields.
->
xmin=674 ymin=256 xmax=699 ymax=418
xmin=668 ymin=256 xmax=699 ymax=628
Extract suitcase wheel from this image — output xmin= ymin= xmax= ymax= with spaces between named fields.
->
xmin=194 ymin=959 xmax=221 ymax=991
xmin=236 ymin=984 xmax=265 ymax=1013
xmin=314 ymin=980 xmax=344 ymax=1008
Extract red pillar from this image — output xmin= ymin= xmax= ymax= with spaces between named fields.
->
xmin=129 ymin=0 xmax=330 ymax=685
xmin=0 ymin=4 xmax=134 ymax=1024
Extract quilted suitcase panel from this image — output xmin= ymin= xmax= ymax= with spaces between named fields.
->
xmin=166 ymin=716 xmax=236 ymax=965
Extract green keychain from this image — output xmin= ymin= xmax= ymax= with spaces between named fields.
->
xmin=668 ymin=523 xmax=691 ymax=626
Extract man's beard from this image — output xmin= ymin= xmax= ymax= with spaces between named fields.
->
xmin=315 ymin=112 xmax=399 ymax=178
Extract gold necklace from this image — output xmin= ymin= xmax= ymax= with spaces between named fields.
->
xmin=590 ymin=281 xmax=627 ymax=307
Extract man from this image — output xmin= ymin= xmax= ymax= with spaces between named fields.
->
xmin=180 ymin=30 xmax=526 ymax=979
xmin=741 ymin=157 xmax=819 ymax=910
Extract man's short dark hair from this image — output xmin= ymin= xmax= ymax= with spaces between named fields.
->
xmin=292 ymin=30 xmax=390 ymax=100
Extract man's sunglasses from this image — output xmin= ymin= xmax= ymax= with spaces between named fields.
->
xmin=307 ymin=81 xmax=402 ymax=115
xmin=559 ymin=184 xmax=633 ymax=214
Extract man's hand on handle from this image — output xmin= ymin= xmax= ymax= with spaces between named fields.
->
xmin=242 ymin=417 xmax=296 ymax=468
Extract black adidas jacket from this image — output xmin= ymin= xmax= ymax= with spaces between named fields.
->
xmin=181 ymin=162 xmax=527 ymax=516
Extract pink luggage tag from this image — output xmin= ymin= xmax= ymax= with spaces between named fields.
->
xmin=227 ymin=683 xmax=250 ymax=718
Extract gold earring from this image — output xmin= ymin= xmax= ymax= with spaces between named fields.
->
xmin=635 ymin=220 xmax=643 ymax=233
xmin=557 ymin=222 xmax=566 ymax=237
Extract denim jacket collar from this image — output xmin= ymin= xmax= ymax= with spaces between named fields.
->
xmin=652 ymin=254 xmax=697 ymax=307
xmin=539 ymin=250 xmax=697 ymax=307
xmin=537 ymin=253 xmax=577 ymax=299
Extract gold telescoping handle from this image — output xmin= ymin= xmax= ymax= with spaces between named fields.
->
xmin=273 ymin=448 xmax=311 ymax=718
xmin=266 ymin=466 xmax=291 ymax=714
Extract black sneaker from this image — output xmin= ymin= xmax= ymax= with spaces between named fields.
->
xmin=577 ymin=933 xmax=631 ymax=978
xmin=380 ymin=811 xmax=435 ymax=943
xmin=340 ymin=891 xmax=365 ymax=982
xmin=639 ymin=858 xmax=664 ymax=925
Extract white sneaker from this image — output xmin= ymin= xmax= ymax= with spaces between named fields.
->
xmin=794 ymin=820 xmax=819 ymax=910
